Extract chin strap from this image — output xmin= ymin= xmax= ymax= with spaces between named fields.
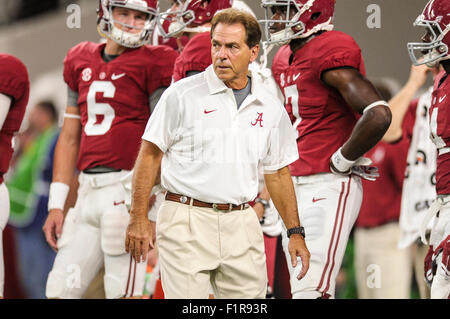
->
xmin=259 ymin=42 xmax=275 ymax=71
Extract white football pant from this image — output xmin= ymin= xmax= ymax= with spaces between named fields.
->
xmin=46 ymin=171 xmax=147 ymax=299
xmin=281 ymin=173 xmax=362 ymax=299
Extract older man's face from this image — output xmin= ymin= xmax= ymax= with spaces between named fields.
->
xmin=211 ymin=23 xmax=259 ymax=89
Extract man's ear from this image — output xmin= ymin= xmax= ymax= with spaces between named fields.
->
xmin=249 ymin=44 xmax=260 ymax=63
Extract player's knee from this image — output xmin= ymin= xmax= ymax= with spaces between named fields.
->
xmin=46 ymin=269 xmax=83 ymax=299
xmin=104 ymin=273 xmax=126 ymax=299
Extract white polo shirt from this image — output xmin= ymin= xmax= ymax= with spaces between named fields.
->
xmin=142 ymin=65 xmax=298 ymax=205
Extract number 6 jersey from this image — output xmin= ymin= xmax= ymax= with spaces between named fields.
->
xmin=63 ymin=41 xmax=178 ymax=171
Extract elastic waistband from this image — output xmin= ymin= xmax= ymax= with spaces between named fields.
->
xmin=292 ymin=173 xmax=352 ymax=185
xmin=79 ymin=170 xmax=130 ymax=188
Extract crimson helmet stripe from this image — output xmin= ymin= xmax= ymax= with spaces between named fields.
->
xmin=158 ymin=0 xmax=233 ymax=38
xmin=260 ymin=0 xmax=335 ymax=45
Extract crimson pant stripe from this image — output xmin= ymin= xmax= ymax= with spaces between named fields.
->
xmin=317 ymin=180 xmax=346 ymax=292
xmin=323 ymin=176 xmax=351 ymax=296
xmin=131 ymin=258 xmax=137 ymax=297
xmin=123 ymin=254 xmax=133 ymax=298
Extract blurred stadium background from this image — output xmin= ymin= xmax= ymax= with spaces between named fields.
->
xmin=0 ymin=0 xmax=433 ymax=299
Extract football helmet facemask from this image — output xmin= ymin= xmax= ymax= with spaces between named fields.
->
xmin=97 ymin=0 xmax=158 ymax=48
xmin=408 ymin=0 xmax=450 ymax=67
xmin=157 ymin=0 xmax=233 ymax=38
xmin=260 ymin=0 xmax=335 ymax=45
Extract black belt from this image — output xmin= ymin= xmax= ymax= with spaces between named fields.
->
xmin=83 ymin=166 xmax=122 ymax=174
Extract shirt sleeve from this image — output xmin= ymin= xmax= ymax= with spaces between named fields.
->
xmin=142 ymin=86 xmax=181 ymax=152
xmin=318 ymin=35 xmax=363 ymax=77
xmin=261 ymin=107 xmax=299 ymax=172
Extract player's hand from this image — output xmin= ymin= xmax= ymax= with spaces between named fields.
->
xmin=434 ymin=235 xmax=450 ymax=275
xmin=288 ymin=234 xmax=310 ymax=280
xmin=330 ymin=151 xmax=379 ymax=181
xmin=42 ymin=209 xmax=65 ymax=252
xmin=351 ymin=165 xmax=379 ymax=181
xmin=407 ymin=61 xmax=431 ymax=90
xmin=125 ymin=216 xmax=153 ymax=263
xmin=424 ymin=245 xmax=435 ymax=287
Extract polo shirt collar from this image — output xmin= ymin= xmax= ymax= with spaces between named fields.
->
xmin=206 ymin=65 xmax=229 ymax=95
xmin=205 ymin=64 xmax=264 ymax=104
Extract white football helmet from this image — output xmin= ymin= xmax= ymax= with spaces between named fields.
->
xmin=97 ymin=0 xmax=159 ymax=48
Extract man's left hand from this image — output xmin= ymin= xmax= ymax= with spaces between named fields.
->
xmin=125 ymin=216 xmax=153 ymax=263
xmin=288 ymin=234 xmax=310 ymax=280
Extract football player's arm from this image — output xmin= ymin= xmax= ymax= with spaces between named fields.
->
xmin=264 ymin=167 xmax=310 ymax=280
xmin=126 ymin=140 xmax=163 ymax=263
xmin=382 ymin=64 xmax=430 ymax=143
xmin=43 ymin=103 xmax=81 ymax=251
xmin=322 ymin=68 xmax=392 ymax=164
xmin=0 ymin=93 xmax=12 ymax=130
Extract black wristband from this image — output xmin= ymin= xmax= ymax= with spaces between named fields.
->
xmin=287 ymin=226 xmax=305 ymax=239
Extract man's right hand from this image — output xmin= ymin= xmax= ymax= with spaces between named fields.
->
xmin=42 ymin=209 xmax=65 ymax=252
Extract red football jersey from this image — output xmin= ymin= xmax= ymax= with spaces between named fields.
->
xmin=63 ymin=42 xmax=178 ymax=171
xmin=429 ymin=73 xmax=450 ymax=195
xmin=356 ymin=141 xmax=408 ymax=228
xmin=271 ymin=44 xmax=291 ymax=88
xmin=0 ymin=54 xmax=30 ymax=184
xmin=273 ymin=31 xmax=366 ymax=176
xmin=172 ymin=32 xmax=212 ymax=82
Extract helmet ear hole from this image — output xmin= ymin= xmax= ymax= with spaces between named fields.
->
xmin=311 ymin=12 xmax=321 ymax=21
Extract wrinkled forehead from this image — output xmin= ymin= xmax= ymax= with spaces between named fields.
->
xmin=212 ymin=23 xmax=247 ymax=44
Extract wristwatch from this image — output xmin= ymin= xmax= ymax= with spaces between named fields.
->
xmin=287 ymin=226 xmax=305 ymax=239
xmin=254 ymin=197 xmax=270 ymax=210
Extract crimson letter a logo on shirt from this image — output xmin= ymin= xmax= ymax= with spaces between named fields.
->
xmin=251 ymin=112 xmax=264 ymax=127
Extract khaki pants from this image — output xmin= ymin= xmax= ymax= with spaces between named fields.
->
xmin=156 ymin=200 xmax=267 ymax=299
xmin=355 ymin=222 xmax=411 ymax=299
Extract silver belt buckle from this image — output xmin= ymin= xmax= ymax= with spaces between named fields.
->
xmin=180 ymin=196 xmax=188 ymax=204
xmin=212 ymin=203 xmax=219 ymax=212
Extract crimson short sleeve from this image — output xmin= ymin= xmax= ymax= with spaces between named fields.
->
xmin=142 ymin=86 xmax=181 ymax=152
xmin=318 ymin=34 xmax=363 ymax=77
xmin=261 ymin=107 xmax=299 ymax=172
xmin=63 ymin=47 xmax=79 ymax=93
xmin=172 ymin=32 xmax=212 ymax=83
xmin=0 ymin=54 xmax=29 ymax=101
xmin=146 ymin=46 xmax=178 ymax=94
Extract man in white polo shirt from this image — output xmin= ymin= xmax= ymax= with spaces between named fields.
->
xmin=125 ymin=8 xmax=310 ymax=299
